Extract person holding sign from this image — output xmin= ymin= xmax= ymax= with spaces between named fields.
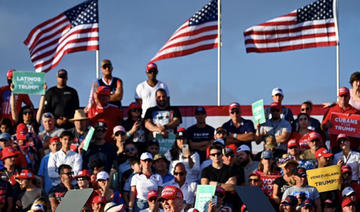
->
xmin=321 ymin=87 xmax=360 ymax=152
xmin=333 ymin=134 xmax=360 ymax=182
xmin=0 ymin=69 xmax=33 ymax=123
xmin=221 ymin=102 xmax=255 ymax=148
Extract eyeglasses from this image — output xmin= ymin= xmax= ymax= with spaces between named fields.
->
xmin=210 ymin=152 xmax=222 ymax=157
xmin=289 ymin=146 xmax=298 ymax=149
xmin=125 ymin=147 xmax=137 ymax=153
xmin=249 ymin=178 xmax=259 ymax=182
xmin=102 ymin=64 xmax=112 ymax=69
xmin=149 ymin=197 xmax=157 ymax=202
xmin=301 ymin=107 xmax=310 ymax=111
xmin=61 ymin=171 xmax=73 ymax=176
xmin=96 ymin=127 xmax=107 ymax=132
xmin=174 ymin=172 xmax=185 ymax=176
xmin=230 ymin=110 xmax=240 ymax=114
xmin=115 ymin=131 xmax=125 ymax=136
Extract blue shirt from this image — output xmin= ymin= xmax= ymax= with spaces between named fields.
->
xmin=221 ymin=118 xmax=255 ymax=146
xmin=37 ymin=154 xmax=53 ymax=194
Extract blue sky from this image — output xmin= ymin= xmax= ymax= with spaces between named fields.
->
xmin=1 ymin=0 xmax=359 ymax=108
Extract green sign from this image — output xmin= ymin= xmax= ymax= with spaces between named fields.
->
xmin=155 ymin=133 xmax=176 ymax=155
xmin=82 ymin=127 xmax=95 ymax=151
xmin=194 ymin=185 xmax=216 ymax=212
xmin=252 ymin=99 xmax=266 ymax=124
xmin=13 ymin=71 xmax=45 ymax=95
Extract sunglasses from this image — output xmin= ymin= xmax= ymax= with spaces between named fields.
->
xmin=210 ymin=152 xmax=222 ymax=157
xmin=102 ymin=64 xmax=112 ymax=69
xmin=42 ymin=112 xmax=54 ymax=118
xmin=174 ymin=172 xmax=185 ymax=176
xmin=96 ymin=128 xmax=107 ymax=132
xmin=76 ymin=177 xmax=89 ymax=181
xmin=301 ymin=107 xmax=310 ymax=111
xmin=230 ymin=110 xmax=240 ymax=114
xmin=147 ymin=69 xmax=158 ymax=74
xmin=61 ymin=171 xmax=73 ymax=176
xmin=289 ymin=146 xmax=298 ymax=149
xmin=249 ymin=178 xmax=259 ymax=182
xmin=149 ymin=197 xmax=157 ymax=202
xmin=23 ymin=110 xmax=32 ymax=115
xmin=125 ymin=147 xmax=137 ymax=153
xmin=115 ymin=131 xmax=125 ymax=136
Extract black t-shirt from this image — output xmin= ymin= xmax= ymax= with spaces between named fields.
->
xmin=144 ymin=106 xmax=182 ymax=132
xmin=44 ymin=86 xmax=79 ymax=119
xmin=49 ymin=183 xmax=79 ymax=203
xmin=187 ymin=124 xmax=214 ymax=162
xmin=231 ymin=164 xmax=245 ymax=185
xmin=0 ymin=179 xmax=14 ymax=210
xmin=274 ymin=177 xmax=291 ymax=201
xmin=82 ymin=142 xmax=117 ymax=172
xmin=201 ymin=164 xmax=235 ymax=183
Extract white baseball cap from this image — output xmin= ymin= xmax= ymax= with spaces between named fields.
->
xmin=342 ymin=187 xmax=355 ymax=197
xmin=272 ymin=88 xmax=284 ymax=96
xmin=236 ymin=145 xmax=251 ymax=153
xmin=140 ymin=152 xmax=153 ymax=161
xmin=96 ymin=171 xmax=110 ymax=181
xmin=213 ymin=138 xmax=225 ymax=146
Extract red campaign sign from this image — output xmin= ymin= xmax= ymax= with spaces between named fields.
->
xmin=259 ymin=174 xmax=281 ymax=197
xmin=329 ymin=112 xmax=360 ymax=138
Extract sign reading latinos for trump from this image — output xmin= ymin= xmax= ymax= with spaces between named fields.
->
xmin=306 ymin=165 xmax=341 ymax=193
xmin=194 ymin=185 xmax=216 ymax=212
xmin=252 ymin=99 xmax=266 ymax=124
xmin=329 ymin=112 xmax=360 ymax=138
xmin=156 ymin=133 xmax=176 ymax=155
xmin=13 ymin=71 xmax=45 ymax=95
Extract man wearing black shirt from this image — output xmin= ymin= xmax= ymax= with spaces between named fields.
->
xmin=44 ymin=69 xmax=79 ymax=129
xmin=144 ymin=88 xmax=182 ymax=139
xmin=187 ymin=106 xmax=214 ymax=162
xmin=201 ymin=145 xmax=237 ymax=191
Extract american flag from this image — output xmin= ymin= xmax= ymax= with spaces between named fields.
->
xmin=24 ymin=0 xmax=99 ymax=73
xmin=150 ymin=0 xmax=218 ymax=63
xmin=244 ymin=0 xmax=337 ymax=53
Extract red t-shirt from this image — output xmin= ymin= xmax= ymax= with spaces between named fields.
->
xmin=322 ymin=104 xmax=360 ymax=150
xmin=0 ymin=86 xmax=33 ymax=122
xmin=88 ymin=104 xmax=123 ymax=144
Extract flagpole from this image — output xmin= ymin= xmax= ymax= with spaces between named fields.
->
xmin=96 ymin=50 xmax=100 ymax=79
xmin=217 ymin=0 xmax=221 ymax=106
xmin=333 ymin=0 xmax=340 ymax=93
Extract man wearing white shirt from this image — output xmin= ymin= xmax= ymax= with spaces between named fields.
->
xmin=333 ymin=134 xmax=360 ymax=181
xmin=163 ymin=162 xmax=197 ymax=210
xmin=48 ymin=131 xmax=82 ymax=186
xmin=135 ymin=63 xmax=170 ymax=117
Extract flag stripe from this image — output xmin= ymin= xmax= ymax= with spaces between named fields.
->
xmin=244 ymin=0 xmax=337 ymax=53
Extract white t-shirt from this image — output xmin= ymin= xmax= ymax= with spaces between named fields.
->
xmin=163 ymin=179 xmax=197 ymax=205
xmin=135 ymin=80 xmax=169 ymax=117
xmin=130 ymin=173 xmax=163 ymax=200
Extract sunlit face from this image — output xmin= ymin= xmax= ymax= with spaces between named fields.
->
xmin=340 ymin=139 xmax=351 ymax=151
xmin=229 ymin=108 xmax=241 ymax=122
xmin=300 ymin=104 xmax=311 ymax=115
xmin=101 ymin=63 xmax=113 ymax=76
xmin=49 ymin=141 xmax=61 ymax=153
xmin=173 ymin=165 xmax=186 ymax=183
xmin=22 ymin=109 xmax=33 ymax=123
xmin=141 ymin=159 xmax=153 ymax=171
xmin=272 ymin=94 xmax=283 ymax=103
xmin=60 ymin=168 xmax=73 ymax=184
xmin=338 ymin=94 xmax=350 ymax=107
xmin=209 ymin=149 xmax=222 ymax=164
xmin=298 ymin=115 xmax=309 ymax=129
xmin=57 ymin=76 xmax=67 ymax=87
xmin=97 ymin=179 xmax=109 ymax=189
xmin=0 ymin=125 xmax=10 ymax=133
xmin=131 ymin=163 xmax=141 ymax=173
xmin=19 ymin=178 xmax=30 ymax=189
xmin=155 ymin=90 xmax=167 ymax=107
xmin=60 ymin=136 xmax=72 ymax=150
xmin=4 ymin=156 xmax=16 ymax=166
xmin=352 ymin=80 xmax=360 ymax=90
xmin=42 ymin=117 xmax=55 ymax=131
xmin=248 ymin=176 xmax=260 ymax=186
xmin=76 ymin=177 xmax=90 ymax=189
xmin=176 ymin=138 xmax=187 ymax=149
xmin=74 ymin=120 xmax=87 ymax=131
xmin=161 ymin=198 xmax=183 ymax=212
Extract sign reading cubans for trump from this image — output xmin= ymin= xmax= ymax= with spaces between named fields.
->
xmin=13 ymin=71 xmax=45 ymax=95
xmin=329 ymin=112 xmax=360 ymax=138
xmin=306 ymin=165 xmax=341 ymax=193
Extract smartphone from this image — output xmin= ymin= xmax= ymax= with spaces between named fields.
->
xmin=212 ymin=195 xmax=217 ymax=205
xmin=182 ymin=144 xmax=189 ymax=155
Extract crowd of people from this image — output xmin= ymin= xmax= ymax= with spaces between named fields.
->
xmin=0 ymin=60 xmax=360 ymax=212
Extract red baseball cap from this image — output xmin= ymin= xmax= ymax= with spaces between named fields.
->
xmin=338 ymin=87 xmax=350 ymax=96
xmin=146 ymin=63 xmax=158 ymax=72
xmin=75 ymin=169 xmax=92 ymax=178
xmin=308 ymin=132 xmax=322 ymax=142
xmin=341 ymin=165 xmax=352 ymax=174
xmin=92 ymin=195 xmax=106 ymax=204
xmin=229 ymin=102 xmax=240 ymax=111
xmin=49 ymin=136 xmax=60 ymax=144
xmin=97 ymin=86 xmax=111 ymax=96
xmin=129 ymin=102 xmax=141 ymax=110
xmin=16 ymin=169 xmax=34 ymax=179
xmin=147 ymin=190 xmax=159 ymax=200
xmin=1 ymin=147 xmax=17 ymax=160
xmin=287 ymin=139 xmax=299 ymax=148
xmin=315 ymin=147 xmax=333 ymax=159
xmin=159 ymin=186 xmax=183 ymax=200
xmin=216 ymin=186 xmax=226 ymax=195
xmin=337 ymin=134 xmax=350 ymax=143
xmin=341 ymin=197 xmax=354 ymax=209
xmin=270 ymin=102 xmax=282 ymax=110
xmin=16 ymin=123 xmax=28 ymax=140
xmin=7 ymin=69 xmax=15 ymax=79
